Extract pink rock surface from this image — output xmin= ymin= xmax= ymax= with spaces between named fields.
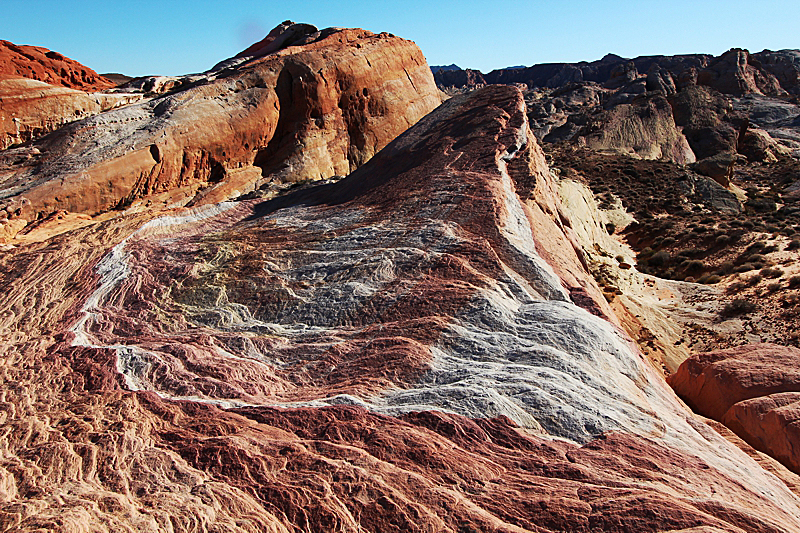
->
xmin=0 ymin=25 xmax=442 ymax=239
xmin=669 ymin=343 xmax=800 ymax=421
xmin=1 ymin=84 xmax=800 ymax=531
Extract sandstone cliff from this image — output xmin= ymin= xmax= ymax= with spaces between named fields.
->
xmin=0 ymin=23 xmax=442 ymax=240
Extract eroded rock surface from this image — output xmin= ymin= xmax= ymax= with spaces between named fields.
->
xmin=670 ymin=343 xmax=800 ymax=476
xmin=0 ymin=40 xmax=114 ymax=91
xmin=0 ymin=24 xmax=442 ymax=239
xmin=0 ymin=41 xmax=137 ymax=150
xmin=1 ymin=85 xmax=798 ymax=531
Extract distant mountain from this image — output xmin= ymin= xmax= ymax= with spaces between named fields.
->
xmin=429 ymin=63 xmax=460 ymax=73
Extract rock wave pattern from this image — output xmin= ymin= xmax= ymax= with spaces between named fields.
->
xmin=6 ymin=85 xmax=800 ymax=531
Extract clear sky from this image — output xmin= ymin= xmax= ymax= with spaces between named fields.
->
xmin=2 ymin=0 xmax=798 ymax=77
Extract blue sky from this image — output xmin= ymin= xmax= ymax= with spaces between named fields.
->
xmin=3 ymin=0 xmax=799 ymax=77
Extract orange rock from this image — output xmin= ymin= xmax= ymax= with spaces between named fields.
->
xmin=669 ymin=343 xmax=800 ymax=421
xmin=0 ymin=39 xmax=114 ymax=91
xmin=670 ymin=343 xmax=800 ymax=474
xmin=0 ymin=25 xmax=442 ymax=238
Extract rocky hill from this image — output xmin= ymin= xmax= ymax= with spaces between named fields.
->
xmin=1 ymin=24 xmax=800 ymax=532
xmin=0 ymin=22 xmax=442 ymax=241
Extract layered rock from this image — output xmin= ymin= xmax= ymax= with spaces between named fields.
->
xmin=0 ymin=41 xmax=137 ymax=150
xmin=0 ymin=24 xmax=442 ymax=240
xmin=0 ymin=85 xmax=795 ymax=530
xmin=0 ymin=78 xmax=141 ymax=150
xmin=670 ymin=343 xmax=800 ymax=475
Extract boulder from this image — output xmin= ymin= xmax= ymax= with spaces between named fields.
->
xmin=691 ymin=151 xmax=737 ymax=186
xmin=669 ymin=343 xmax=800 ymax=422
xmin=670 ymin=343 xmax=800 ymax=475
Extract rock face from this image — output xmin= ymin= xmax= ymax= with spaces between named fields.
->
xmin=2 ymin=85 xmax=799 ymax=531
xmin=0 ymin=78 xmax=141 ymax=150
xmin=437 ymin=48 xmax=800 ymax=170
xmin=0 ymin=41 xmax=135 ymax=150
xmin=0 ymin=40 xmax=114 ymax=91
xmin=669 ymin=344 xmax=800 ymax=475
xmin=0 ymin=24 xmax=442 ymax=239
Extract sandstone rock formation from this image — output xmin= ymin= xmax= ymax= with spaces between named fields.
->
xmin=0 ymin=40 xmax=114 ymax=91
xmin=436 ymin=47 xmax=800 ymax=168
xmin=0 ymin=41 xmax=137 ymax=150
xmin=2 ymin=84 xmax=799 ymax=531
xmin=670 ymin=344 xmax=800 ymax=475
xmin=0 ymin=23 xmax=442 ymax=240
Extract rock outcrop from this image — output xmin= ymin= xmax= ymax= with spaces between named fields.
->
xmin=0 ymin=40 xmax=114 ymax=91
xmin=0 ymin=41 xmax=136 ymax=150
xmin=670 ymin=344 xmax=800 ymax=475
xmin=2 ymin=85 xmax=799 ymax=531
xmin=0 ymin=23 xmax=442 ymax=239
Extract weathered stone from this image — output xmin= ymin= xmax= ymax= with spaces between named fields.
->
xmin=0 ymin=25 xmax=442 ymax=238
xmin=0 ymin=39 xmax=114 ymax=91
xmin=698 ymin=48 xmax=787 ymax=96
xmin=691 ymin=151 xmax=738 ymax=186
xmin=670 ymin=344 xmax=800 ymax=476
xmin=669 ymin=343 xmax=800 ymax=422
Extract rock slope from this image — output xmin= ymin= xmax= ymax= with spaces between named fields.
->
xmin=0 ymin=23 xmax=442 ymax=239
xmin=2 ymin=85 xmax=800 ymax=531
xmin=0 ymin=41 xmax=134 ymax=150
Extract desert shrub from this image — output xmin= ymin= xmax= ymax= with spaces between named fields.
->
xmin=734 ymin=263 xmax=756 ymax=273
xmin=698 ymin=274 xmax=722 ymax=284
xmin=685 ymin=260 xmax=705 ymax=271
xmin=677 ymin=248 xmax=702 ymax=257
xmin=715 ymin=235 xmax=730 ymax=246
xmin=726 ymin=280 xmax=747 ymax=294
xmin=716 ymin=261 xmax=735 ymax=275
xmin=760 ymin=267 xmax=784 ymax=279
xmin=747 ymin=254 xmax=766 ymax=263
xmin=766 ymin=282 xmax=782 ymax=292
xmin=789 ymin=275 xmax=800 ymax=289
xmin=648 ymin=250 xmax=671 ymax=266
xmin=787 ymin=239 xmax=800 ymax=251
xmin=747 ymin=274 xmax=764 ymax=286
xmin=720 ymin=298 xmax=757 ymax=317
xmin=661 ymin=237 xmax=676 ymax=247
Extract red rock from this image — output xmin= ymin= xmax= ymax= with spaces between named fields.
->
xmin=1 ymin=80 xmax=800 ymax=531
xmin=0 ymin=25 xmax=442 ymax=238
xmin=669 ymin=343 xmax=800 ymax=475
xmin=668 ymin=343 xmax=800 ymax=421
xmin=0 ymin=41 xmax=140 ymax=150
xmin=723 ymin=392 xmax=800 ymax=474
xmin=0 ymin=40 xmax=114 ymax=91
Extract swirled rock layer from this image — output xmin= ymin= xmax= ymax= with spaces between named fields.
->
xmin=1 ymin=85 xmax=800 ymax=531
